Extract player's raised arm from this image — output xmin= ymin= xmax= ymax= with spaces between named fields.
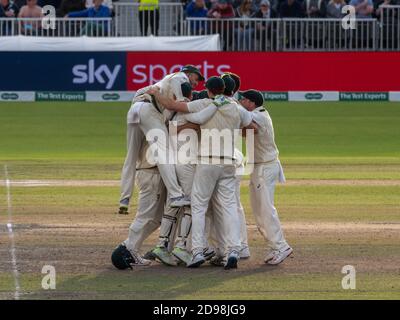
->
xmin=147 ymin=86 xmax=190 ymax=113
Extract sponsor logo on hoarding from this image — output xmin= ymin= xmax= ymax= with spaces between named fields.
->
xmin=126 ymin=54 xmax=232 ymax=90
xmin=305 ymin=93 xmax=323 ymax=100
xmin=131 ymin=62 xmax=230 ymax=86
xmin=36 ymin=91 xmax=86 ymax=101
xmin=339 ymin=92 xmax=389 ymax=101
xmin=102 ymin=93 xmax=121 ymax=101
xmin=263 ymin=92 xmax=288 ymax=101
xmin=72 ymin=59 xmax=122 ymax=90
xmin=85 ymin=91 xmax=135 ymax=102
xmin=1 ymin=93 xmax=19 ymax=100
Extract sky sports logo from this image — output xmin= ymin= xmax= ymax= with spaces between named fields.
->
xmin=71 ymin=58 xmax=231 ymax=91
xmin=129 ymin=62 xmax=231 ymax=87
xmin=72 ymin=59 xmax=122 ymax=90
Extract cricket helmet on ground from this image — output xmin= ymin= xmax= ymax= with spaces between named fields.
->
xmin=111 ymin=244 xmax=134 ymax=270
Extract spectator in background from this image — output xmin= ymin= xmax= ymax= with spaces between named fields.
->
xmin=58 ymin=0 xmax=85 ymax=17
xmin=186 ymin=0 xmax=208 ymax=35
xmin=254 ymin=0 xmax=277 ymax=19
xmin=235 ymin=0 xmax=256 ymax=50
xmin=208 ymin=0 xmax=235 ymax=18
xmin=232 ymin=0 xmax=259 ymax=11
xmin=86 ymin=0 xmax=112 ymax=9
xmin=279 ymin=0 xmax=304 ymax=48
xmin=67 ymin=0 xmax=111 ymax=35
xmin=207 ymin=0 xmax=235 ymax=49
xmin=206 ymin=0 xmax=217 ymax=10
xmin=279 ymin=0 xmax=305 ymax=17
xmin=304 ymin=0 xmax=326 ymax=49
xmin=326 ymin=0 xmax=345 ymax=17
xmin=0 ymin=0 xmax=19 ymax=35
xmin=18 ymin=0 xmax=43 ymax=35
xmin=349 ymin=0 xmax=374 ymax=18
xmin=304 ymin=0 xmax=326 ymax=17
xmin=254 ymin=0 xmax=277 ymax=50
xmin=138 ymin=0 xmax=159 ymax=36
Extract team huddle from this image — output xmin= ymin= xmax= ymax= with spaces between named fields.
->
xmin=111 ymin=65 xmax=293 ymax=270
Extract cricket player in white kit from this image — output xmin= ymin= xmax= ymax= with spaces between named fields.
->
xmin=118 ymin=65 xmax=205 ymax=214
xmin=239 ymin=89 xmax=293 ymax=265
xmin=207 ymin=148 xmax=250 ymax=266
xmin=111 ymin=142 xmax=167 ymax=268
xmin=180 ymin=78 xmax=254 ymax=270
xmin=148 ymin=80 xmax=227 ymax=266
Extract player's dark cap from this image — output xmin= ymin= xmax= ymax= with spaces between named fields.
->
xmin=222 ymin=72 xmax=241 ymax=93
xmin=181 ymin=65 xmax=205 ymax=81
xmin=239 ymin=89 xmax=264 ymax=107
xmin=193 ymin=90 xmax=210 ymax=100
xmin=221 ymin=75 xmax=235 ymax=97
xmin=205 ymin=76 xmax=225 ymax=95
xmin=181 ymin=82 xmax=192 ymax=99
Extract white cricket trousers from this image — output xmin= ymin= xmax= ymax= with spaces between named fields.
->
xmin=125 ymin=169 xmax=167 ymax=252
xmin=191 ymin=164 xmax=241 ymax=256
xmin=120 ymin=102 xmax=184 ymax=205
xmin=249 ymin=161 xmax=289 ymax=251
xmin=207 ymin=173 xmax=248 ymax=256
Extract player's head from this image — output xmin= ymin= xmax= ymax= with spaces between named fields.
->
xmin=222 ymin=72 xmax=241 ymax=93
xmin=217 ymin=0 xmax=229 ymax=9
xmin=181 ymin=82 xmax=193 ymax=101
xmin=181 ymin=65 xmax=205 ymax=89
xmin=239 ymin=89 xmax=264 ymax=111
xmin=221 ymin=75 xmax=235 ymax=97
xmin=192 ymin=90 xmax=210 ymax=100
xmin=205 ymin=76 xmax=225 ymax=98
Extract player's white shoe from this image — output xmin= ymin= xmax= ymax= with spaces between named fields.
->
xmin=187 ymin=252 xmax=206 ymax=268
xmin=170 ymin=195 xmax=191 ymax=208
xmin=264 ymin=250 xmax=278 ymax=263
xmin=239 ymin=246 xmax=251 ymax=259
xmin=130 ymin=250 xmax=152 ymax=266
xmin=267 ymin=247 xmax=293 ymax=265
xmin=203 ymin=247 xmax=216 ymax=261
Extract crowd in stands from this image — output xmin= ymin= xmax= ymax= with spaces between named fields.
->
xmin=183 ymin=0 xmax=400 ymax=26
xmin=1 ymin=0 xmax=399 ymax=39
xmin=0 ymin=0 xmax=114 ymax=35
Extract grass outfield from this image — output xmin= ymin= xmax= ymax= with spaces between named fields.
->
xmin=0 ymin=101 xmax=399 ymax=300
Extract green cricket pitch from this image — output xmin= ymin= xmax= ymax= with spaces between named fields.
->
xmin=0 ymin=101 xmax=399 ymax=300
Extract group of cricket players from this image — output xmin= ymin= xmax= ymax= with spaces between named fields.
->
xmin=111 ymin=65 xmax=293 ymax=270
